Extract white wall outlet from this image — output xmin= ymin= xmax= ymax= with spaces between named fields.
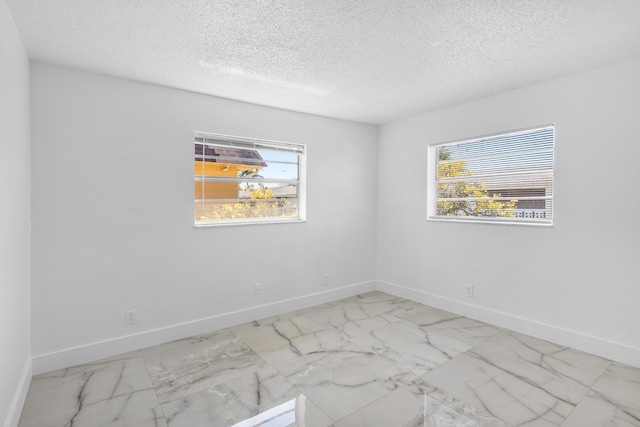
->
xmin=254 ymin=283 xmax=263 ymax=295
xmin=125 ymin=310 xmax=136 ymax=325
xmin=323 ymin=274 xmax=331 ymax=286
xmin=466 ymin=286 xmax=474 ymax=298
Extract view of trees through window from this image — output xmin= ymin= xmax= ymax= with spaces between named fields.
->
xmin=194 ymin=134 xmax=304 ymax=225
xmin=436 ymin=148 xmax=517 ymax=218
xmin=429 ymin=125 xmax=554 ymax=225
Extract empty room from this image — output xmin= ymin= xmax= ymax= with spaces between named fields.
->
xmin=2 ymin=1 xmax=639 ymax=426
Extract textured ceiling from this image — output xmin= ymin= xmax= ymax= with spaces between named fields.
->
xmin=7 ymin=0 xmax=640 ymax=124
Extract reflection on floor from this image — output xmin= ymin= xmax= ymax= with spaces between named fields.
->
xmin=18 ymin=291 xmax=640 ymax=426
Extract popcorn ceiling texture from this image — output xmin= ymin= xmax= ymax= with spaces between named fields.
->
xmin=7 ymin=0 xmax=640 ymax=124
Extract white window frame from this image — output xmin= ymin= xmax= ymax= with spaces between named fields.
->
xmin=427 ymin=124 xmax=555 ymax=226
xmin=194 ymin=132 xmax=306 ymax=227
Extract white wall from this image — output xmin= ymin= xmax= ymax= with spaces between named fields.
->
xmin=0 ymin=1 xmax=31 ymax=426
xmin=377 ymin=57 xmax=640 ymax=367
xmin=30 ymin=63 xmax=378 ymax=372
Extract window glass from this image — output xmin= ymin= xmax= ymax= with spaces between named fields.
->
xmin=195 ymin=133 xmax=305 ymax=226
xmin=427 ymin=125 xmax=554 ymax=225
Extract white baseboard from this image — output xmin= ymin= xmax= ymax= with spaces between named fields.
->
xmin=31 ymin=281 xmax=376 ymax=375
xmin=31 ymin=279 xmax=639 ymax=376
xmin=4 ymin=358 xmax=31 ymax=427
xmin=376 ymin=280 xmax=640 ymax=369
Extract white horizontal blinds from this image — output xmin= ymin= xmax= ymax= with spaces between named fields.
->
xmin=433 ymin=125 xmax=554 ymax=224
xmin=195 ymin=132 xmax=304 ymax=224
xmin=195 ymin=134 xmax=304 ymax=154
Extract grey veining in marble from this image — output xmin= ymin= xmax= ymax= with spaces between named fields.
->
xmin=18 ymin=356 xmax=160 ymax=427
xmin=163 ymin=367 xmax=328 ymax=427
xmin=300 ymin=302 xmax=399 ymax=340
xmin=334 ymin=377 xmax=506 ymax=427
xmin=231 ymin=315 xmax=348 ymax=377
xmin=104 ymin=407 xmax=168 ymax=427
xmin=18 ymin=291 xmax=640 ymax=427
xmin=284 ymin=343 xmax=405 ymax=421
xmin=562 ymin=362 xmax=640 ymax=426
xmin=404 ymin=310 xmax=503 ymax=346
xmin=161 ymin=366 xmax=332 ymax=427
xmin=144 ymin=328 xmax=266 ymax=404
xmin=350 ymin=320 xmax=471 ymax=378
xmin=422 ymin=331 xmax=612 ymax=426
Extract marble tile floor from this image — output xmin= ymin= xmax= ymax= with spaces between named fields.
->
xmin=18 ymin=291 xmax=640 ymax=427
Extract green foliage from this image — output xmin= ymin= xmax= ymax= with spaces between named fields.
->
xmin=437 ymin=153 xmax=516 ymax=218
xmin=198 ymin=185 xmax=295 ymax=221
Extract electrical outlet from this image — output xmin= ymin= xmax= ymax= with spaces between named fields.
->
xmin=254 ymin=283 xmax=263 ymax=295
xmin=466 ymin=286 xmax=474 ymax=298
xmin=125 ymin=310 xmax=136 ymax=325
xmin=323 ymin=274 xmax=331 ymax=286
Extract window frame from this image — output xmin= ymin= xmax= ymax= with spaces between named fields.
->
xmin=194 ymin=131 xmax=306 ymax=227
xmin=427 ymin=124 xmax=555 ymax=226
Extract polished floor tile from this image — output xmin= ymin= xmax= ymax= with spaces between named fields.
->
xmin=350 ymin=321 xmax=471 ymax=378
xmin=334 ymin=378 xmax=507 ymax=427
xmin=18 ymin=355 xmax=160 ymax=427
xmin=421 ymin=330 xmax=612 ymax=426
xmin=18 ymin=291 xmax=640 ymax=426
xmin=143 ymin=328 xmax=267 ymax=404
xmin=160 ymin=366 xmax=333 ymax=427
xmin=562 ymin=362 xmax=640 ymax=427
xmin=283 ymin=343 xmax=405 ymax=421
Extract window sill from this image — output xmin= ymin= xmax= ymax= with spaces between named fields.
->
xmin=427 ymin=216 xmax=553 ymax=227
xmin=195 ymin=217 xmax=307 ymax=227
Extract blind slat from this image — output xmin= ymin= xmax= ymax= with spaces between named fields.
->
xmin=195 ymin=133 xmax=305 ymax=154
xmin=195 ymin=132 xmax=305 ymax=225
xmin=428 ymin=125 xmax=555 ymax=225
xmin=195 ymin=176 xmax=299 ymax=184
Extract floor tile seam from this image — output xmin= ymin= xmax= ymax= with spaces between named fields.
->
xmin=140 ymin=344 xmax=169 ymax=421
xmin=470 ymin=356 xmax=587 ymax=412
xmin=139 ymin=328 xmax=236 ymax=359
xmin=558 ymin=393 xmax=590 ymax=427
xmin=330 ymin=315 xmax=404 ymax=341
xmin=457 ymin=334 xmax=497 ymax=357
xmin=397 ymin=314 xmax=502 ymax=345
xmin=340 ymin=316 xmax=476 ymax=376
xmin=466 ymin=342 xmax=613 ymax=395
xmin=420 ymin=379 xmax=512 ymax=427
xmin=96 ymin=390 xmax=167 ymax=426
xmin=109 ymin=406 xmax=169 ymax=427
xmin=151 ymin=403 xmax=170 ymax=427
xmin=45 ymin=387 xmax=163 ymax=427
xmin=278 ymin=338 xmax=407 ymax=422
xmin=31 ymin=367 xmax=160 ymax=410
xmin=78 ymin=384 xmax=161 ymax=406
xmin=378 ymin=318 xmax=479 ymax=360
xmin=425 ymin=353 xmax=579 ymax=423
xmin=215 ymin=352 xmax=334 ymax=425
xmin=456 ymin=330 xmax=517 ymax=365
xmin=330 ymin=386 xmax=399 ymax=425
xmin=587 ymin=374 xmax=640 ymax=412
xmin=26 ymin=293 xmax=634 ymax=427
xmin=152 ymin=349 xmax=275 ymax=408
xmin=270 ymin=353 xmax=333 ymax=414
xmin=420 ymin=349 xmax=469 ymax=385
xmin=229 ymin=324 xmax=267 ymax=350
xmin=542 ymin=356 xmax=613 ymax=393
xmin=284 ymin=380 xmax=335 ymax=425
xmin=153 ymin=357 xmax=273 ymax=405
xmin=32 ymin=352 xmax=148 ymax=381
xmin=585 ymin=359 xmax=614 ymax=393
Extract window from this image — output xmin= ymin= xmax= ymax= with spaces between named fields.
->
xmin=194 ymin=132 xmax=306 ymax=226
xmin=427 ymin=125 xmax=554 ymax=226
